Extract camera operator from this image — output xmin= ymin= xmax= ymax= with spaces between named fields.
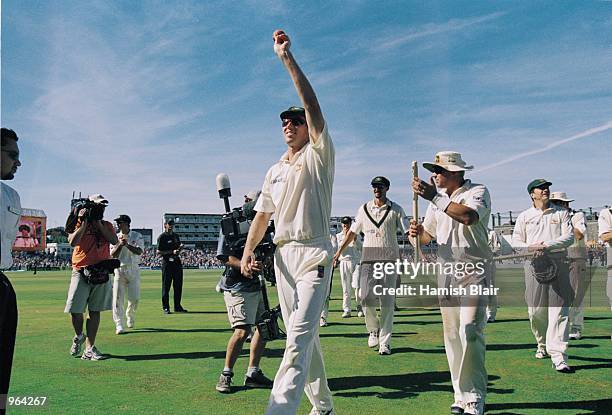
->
xmin=215 ymin=191 xmax=274 ymax=393
xmin=157 ymin=219 xmax=187 ymax=314
xmin=64 ymin=194 xmax=118 ymax=361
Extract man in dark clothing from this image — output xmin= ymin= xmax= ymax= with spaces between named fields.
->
xmin=157 ymin=219 xmax=187 ymax=314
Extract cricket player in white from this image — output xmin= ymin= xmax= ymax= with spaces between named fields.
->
xmin=241 ymin=30 xmax=335 ymax=415
xmin=598 ymin=207 xmax=612 ymax=312
xmin=410 ymin=151 xmax=492 ymax=415
xmin=334 ymin=176 xmax=409 ymax=355
xmin=320 ymin=232 xmax=339 ymax=327
xmin=486 ymin=229 xmax=501 ymax=323
xmin=550 ymin=192 xmax=588 ymax=340
xmin=334 ymin=217 xmax=362 ymax=318
xmin=512 ymin=179 xmax=574 ymax=373
xmin=110 ymin=215 xmax=144 ymax=334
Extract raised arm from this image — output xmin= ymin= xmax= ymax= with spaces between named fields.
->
xmin=273 ymin=30 xmax=325 ymax=141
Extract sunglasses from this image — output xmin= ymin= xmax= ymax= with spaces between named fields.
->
xmin=282 ymin=118 xmax=306 ymax=127
xmin=430 ymin=166 xmax=450 ymax=174
xmin=2 ymin=150 xmax=20 ymax=161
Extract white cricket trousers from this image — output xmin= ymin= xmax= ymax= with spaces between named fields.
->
xmin=113 ymin=266 xmax=140 ymax=328
xmin=363 ymin=273 xmax=397 ymax=347
xmin=569 ymin=259 xmax=587 ymax=330
xmin=266 ymin=239 xmax=334 ymax=415
xmin=441 ymin=300 xmax=487 ymax=404
xmin=339 ymin=259 xmax=358 ymax=312
xmin=524 ymin=260 xmax=572 ymax=365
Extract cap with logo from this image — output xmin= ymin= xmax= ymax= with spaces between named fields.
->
xmin=341 ymin=216 xmax=352 ymax=224
xmin=114 ymin=214 xmax=131 ymax=224
xmin=279 ymin=106 xmax=306 ymax=120
xmin=88 ymin=194 xmax=108 ymax=205
xmin=550 ymin=191 xmax=573 ymax=203
xmin=527 ymin=179 xmax=552 ymax=194
xmin=371 ymin=176 xmax=390 ymax=187
xmin=165 ymin=218 xmax=175 ymax=225
xmin=423 ymin=151 xmax=473 ymax=173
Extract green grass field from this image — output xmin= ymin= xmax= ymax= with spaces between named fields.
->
xmin=6 ymin=268 xmax=611 ymax=414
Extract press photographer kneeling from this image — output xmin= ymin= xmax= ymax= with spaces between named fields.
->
xmin=215 ymin=188 xmax=276 ymax=393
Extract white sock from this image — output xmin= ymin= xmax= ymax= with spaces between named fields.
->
xmin=223 ymin=366 xmax=233 ymax=375
xmin=246 ymin=366 xmax=259 ymax=377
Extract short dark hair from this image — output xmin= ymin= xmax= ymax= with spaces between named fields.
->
xmin=1 ymin=128 xmax=19 ymax=147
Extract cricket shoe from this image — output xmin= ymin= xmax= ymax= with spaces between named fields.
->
xmin=450 ymin=399 xmax=465 ymax=414
xmin=116 ymin=326 xmax=125 ymax=335
xmin=81 ymin=346 xmax=106 ymax=361
xmin=569 ymin=330 xmax=582 ymax=340
xmin=379 ymin=344 xmax=391 ymax=355
xmin=320 ymin=317 xmax=328 ymax=327
xmin=553 ymin=361 xmax=573 ymax=373
xmin=127 ymin=319 xmax=134 ymax=329
xmin=463 ymin=400 xmax=484 ymax=415
xmin=357 ymin=307 xmax=364 ymax=318
xmin=309 ymin=408 xmax=335 ymax=415
xmin=341 ymin=310 xmax=351 ymax=318
xmin=368 ymin=331 xmax=379 ymax=348
xmin=70 ymin=333 xmax=86 ymax=357
xmin=216 ymin=371 xmax=233 ymax=393
xmin=535 ymin=348 xmax=548 ymax=359
xmin=244 ymin=369 xmax=273 ymax=389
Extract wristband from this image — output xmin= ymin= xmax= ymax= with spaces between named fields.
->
xmin=431 ymin=192 xmax=452 ymax=212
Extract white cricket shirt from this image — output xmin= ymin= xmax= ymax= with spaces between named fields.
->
xmin=422 ymin=180 xmax=492 ymax=262
xmin=255 ymin=124 xmax=334 ymax=245
xmin=1 ymin=182 xmax=21 ymax=270
xmin=112 ymin=230 xmax=144 ymax=268
xmin=512 ymin=204 xmax=574 ymax=250
xmin=598 ymin=208 xmax=612 ymax=268
xmin=351 ymin=199 xmax=408 ymax=255
xmin=337 ymin=229 xmax=362 ymax=261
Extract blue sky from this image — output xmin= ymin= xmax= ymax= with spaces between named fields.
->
xmin=2 ymin=0 xmax=611 ymax=236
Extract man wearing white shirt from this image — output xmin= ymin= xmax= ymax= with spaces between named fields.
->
xmin=410 ymin=151 xmax=492 ymax=415
xmin=512 ymin=179 xmax=574 ymax=373
xmin=597 ymin=207 xmax=612 ymax=311
xmin=486 ymin=229 xmax=501 ymax=323
xmin=334 ymin=216 xmax=362 ymax=318
xmin=550 ymin=192 xmax=588 ymax=340
xmin=319 ymin=232 xmax=338 ymax=327
xmin=1 ymin=128 xmax=22 ymax=412
xmin=111 ymin=215 xmax=144 ymax=334
xmin=241 ymin=30 xmax=335 ymax=415
xmin=334 ymin=176 xmax=409 ymax=356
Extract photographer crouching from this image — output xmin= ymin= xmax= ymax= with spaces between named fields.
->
xmin=215 ymin=190 xmax=274 ymax=393
xmin=64 ymin=194 xmax=118 ymax=360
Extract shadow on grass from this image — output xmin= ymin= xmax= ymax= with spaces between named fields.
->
xmin=318 ymin=332 xmax=417 ymax=339
xmin=109 ymin=347 xmax=288 ymax=361
xmin=486 ymin=343 xmax=599 ymax=351
xmin=329 ymin=372 xmax=511 ymax=399
xmin=570 ymin=355 xmax=612 ymax=372
xmin=392 ymin=346 xmax=446 ymax=355
xmin=584 ymin=316 xmax=612 ymax=321
xmin=124 ymin=327 xmax=231 ymax=334
xmin=486 ymin=398 xmax=612 ymax=415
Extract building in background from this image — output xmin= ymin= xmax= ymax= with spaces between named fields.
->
xmin=162 ymin=213 xmax=222 ymax=250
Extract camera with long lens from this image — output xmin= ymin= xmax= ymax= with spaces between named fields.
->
xmin=216 ymin=174 xmax=284 ymax=341
xmin=217 ymin=176 xmax=276 ymax=284
xmin=65 ymin=193 xmax=106 ymax=233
